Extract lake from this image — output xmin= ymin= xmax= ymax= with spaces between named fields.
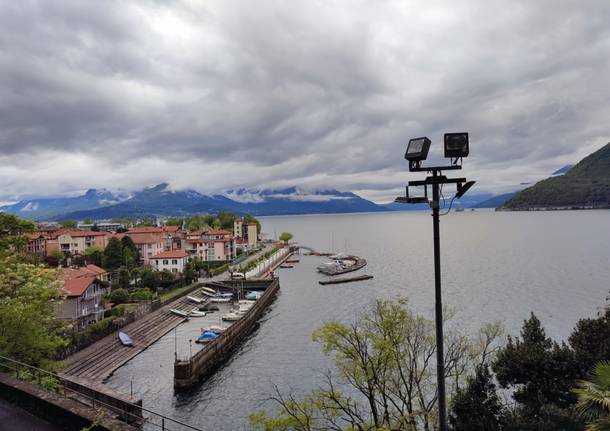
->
xmin=106 ymin=209 xmax=610 ymax=430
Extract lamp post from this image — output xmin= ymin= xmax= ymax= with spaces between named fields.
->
xmin=396 ymin=133 xmax=474 ymax=431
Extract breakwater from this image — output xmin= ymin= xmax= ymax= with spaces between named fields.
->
xmin=174 ymin=278 xmax=280 ymax=389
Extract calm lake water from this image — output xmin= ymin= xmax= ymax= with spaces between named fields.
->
xmin=107 ymin=210 xmax=610 ymax=430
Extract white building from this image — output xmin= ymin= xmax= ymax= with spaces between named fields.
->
xmin=149 ymin=250 xmax=189 ymax=273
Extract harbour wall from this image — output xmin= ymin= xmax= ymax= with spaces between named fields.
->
xmin=174 ymin=278 xmax=280 ymax=389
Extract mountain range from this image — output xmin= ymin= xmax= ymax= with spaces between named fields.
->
xmin=502 ymin=143 xmax=610 ymax=210
xmin=1 ymin=176 xmax=558 ymax=221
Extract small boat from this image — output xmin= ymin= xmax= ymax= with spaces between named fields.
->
xmin=279 ymin=265 xmax=294 ymax=269
xmin=318 ymin=274 xmax=374 ymax=285
xmin=199 ymin=304 xmax=220 ymax=312
xmin=244 ymin=291 xmax=262 ymax=301
xmin=286 ymin=259 xmax=300 ymax=264
xmin=217 ymin=292 xmax=234 ymax=298
xmin=187 ymin=296 xmax=204 ymax=304
xmin=170 ymin=309 xmax=189 ymax=318
xmin=222 ymin=312 xmax=241 ymax=321
xmin=210 ymin=297 xmax=232 ymax=303
xmin=201 ymin=287 xmax=217 ymax=295
xmin=195 ymin=331 xmax=219 ymax=343
xmin=118 ymin=331 xmax=134 ymax=347
xmin=207 ymin=325 xmax=226 ymax=333
xmin=189 ymin=310 xmax=206 ymax=317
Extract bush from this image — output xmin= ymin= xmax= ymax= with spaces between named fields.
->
xmin=105 ymin=304 xmax=127 ymax=318
xmin=130 ymin=288 xmax=153 ymax=301
xmin=108 ymin=288 xmax=129 ymax=304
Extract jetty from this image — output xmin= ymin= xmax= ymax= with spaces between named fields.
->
xmin=174 ymin=278 xmax=280 ymax=389
xmin=317 ymin=255 xmax=367 ymax=275
xmin=318 ymin=274 xmax=374 ymax=285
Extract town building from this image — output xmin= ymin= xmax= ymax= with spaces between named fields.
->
xmin=149 ymin=250 xmax=189 ymax=273
xmin=77 ymin=221 xmax=124 ymax=232
xmin=25 ymin=232 xmax=48 ymax=257
xmin=233 ymin=218 xmax=243 ymax=238
xmin=114 ymin=232 xmax=166 ymax=265
xmin=245 ymin=222 xmax=258 ymax=248
xmin=46 ymin=230 xmax=109 ymax=256
xmin=57 ymin=264 xmax=109 ymax=330
xmin=185 ymin=229 xmax=235 ymax=262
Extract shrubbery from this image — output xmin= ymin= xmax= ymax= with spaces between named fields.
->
xmin=108 ymin=288 xmax=129 ymax=304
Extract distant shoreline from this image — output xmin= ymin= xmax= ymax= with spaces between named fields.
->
xmin=497 ymin=205 xmax=610 ymax=212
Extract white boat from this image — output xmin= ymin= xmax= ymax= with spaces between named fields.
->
xmin=222 ymin=312 xmax=241 ymax=321
xmin=187 ymin=296 xmax=203 ymax=304
xmin=210 ymin=297 xmax=232 ymax=303
xmin=201 ymin=287 xmax=217 ymax=295
xmin=189 ymin=310 xmax=206 ymax=317
xmin=170 ymin=309 xmax=189 ymax=318
xmin=205 ymin=325 xmax=226 ymax=333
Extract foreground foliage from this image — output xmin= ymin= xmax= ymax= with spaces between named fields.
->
xmin=251 ymin=299 xmax=501 ymax=431
xmin=0 ymin=256 xmax=66 ymax=366
xmin=574 ymin=361 xmax=610 ymax=431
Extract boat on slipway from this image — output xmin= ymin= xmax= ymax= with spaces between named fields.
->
xmin=118 ymin=331 xmax=134 ymax=347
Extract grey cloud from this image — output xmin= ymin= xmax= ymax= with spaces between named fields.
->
xmin=0 ymin=0 xmax=609 ymax=202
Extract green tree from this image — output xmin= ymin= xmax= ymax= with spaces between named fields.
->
xmin=102 ymin=237 xmax=123 ymax=271
xmin=139 ymin=269 xmax=160 ymax=291
xmin=0 ymin=256 xmax=66 ymax=366
xmin=183 ymin=260 xmax=198 ymax=284
xmin=574 ymin=361 xmax=610 ymax=431
xmin=217 ymin=211 xmax=235 ymax=230
xmin=449 ymin=365 xmax=505 ymax=431
xmin=570 ymin=309 xmax=610 ymax=377
xmin=84 ymin=246 xmax=103 ymax=267
xmin=279 ymin=232 xmax=293 ymax=244
xmin=116 ymin=267 xmax=131 ymax=289
xmin=0 ymin=213 xmax=36 ymax=254
xmin=251 ymin=299 xmax=500 ymax=431
xmin=166 ymin=217 xmax=184 ymax=226
xmin=108 ymin=288 xmax=129 ymax=305
xmin=59 ymin=220 xmax=77 ymax=229
xmin=130 ymin=288 xmax=153 ymax=301
xmin=493 ymin=313 xmax=583 ymax=428
xmin=136 ymin=216 xmax=155 ymax=227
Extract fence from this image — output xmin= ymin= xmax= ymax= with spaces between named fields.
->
xmin=245 ymin=246 xmax=291 ymax=278
xmin=0 ymin=354 xmax=204 ymax=431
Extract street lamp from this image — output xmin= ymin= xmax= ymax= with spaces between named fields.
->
xmin=395 ymin=132 xmax=475 ymax=431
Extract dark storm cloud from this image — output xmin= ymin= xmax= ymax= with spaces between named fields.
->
xmin=1 ymin=0 xmax=610 ymax=202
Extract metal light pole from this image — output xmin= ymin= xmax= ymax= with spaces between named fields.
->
xmin=396 ymin=134 xmax=474 ymax=431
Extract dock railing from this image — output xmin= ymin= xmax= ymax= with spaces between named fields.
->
xmin=0 ymin=354 xmax=204 ymax=431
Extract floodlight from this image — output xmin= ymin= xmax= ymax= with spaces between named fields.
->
xmin=444 ymin=133 xmax=469 ymax=158
xmin=405 ymin=137 xmax=431 ymax=162
xmin=455 ymin=181 xmax=475 ymax=199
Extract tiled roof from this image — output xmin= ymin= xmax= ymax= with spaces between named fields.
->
xmin=149 ymin=250 xmax=189 ymax=259
xmin=127 ymin=227 xmax=164 ymax=234
xmin=61 ymin=268 xmax=98 ymax=297
xmin=205 ymin=229 xmax=231 ymax=235
xmin=57 ymin=230 xmax=108 ymax=238
xmin=129 ymin=234 xmax=165 ymax=245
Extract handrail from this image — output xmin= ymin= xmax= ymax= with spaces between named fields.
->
xmin=0 ymin=354 xmax=203 ymax=431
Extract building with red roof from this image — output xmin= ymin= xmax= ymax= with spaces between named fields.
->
xmin=149 ymin=250 xmax=189 ymax=273
xmin=46 ymin=230 xmax=109 ymax=256
xmin=57 ymin=265 xmax=109 ymax=330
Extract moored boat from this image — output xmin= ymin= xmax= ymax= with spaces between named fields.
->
xmin=170 ymin=309 xmax=189 ymax=318
xmin=189 ymin=310 xmax=206 ymax=317
xmin=222 ymin=312 xmax=241 ymax=321
xmin=210 ymin=297 xmax=232 ymax=303
xmin=118 ymin=331 xmax=134 ymax=347
xmin=187 ymin=295 xmax=204 ymax=304
xmin=195 ymin=331 xmax=219 ymax=343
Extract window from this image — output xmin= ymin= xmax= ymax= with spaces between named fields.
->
xmin=148 ymin=244 xmax=152 ymax=249
xmin=163 ymin=260 xmax=169 ymax=265
xmin=172 ymin=259 xmax=178 ymax=264
xmin=172 ymin=268 xmax=178 ymax=273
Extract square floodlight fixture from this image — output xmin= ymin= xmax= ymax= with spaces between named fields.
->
xmin=405 ymin=137 xmax=431 ymax=162
xmin=444 ymin=133 xmax=469 ymax=158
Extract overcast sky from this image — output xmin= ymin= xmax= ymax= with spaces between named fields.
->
xmin=1 ymin=0 xmax=609 ymax=203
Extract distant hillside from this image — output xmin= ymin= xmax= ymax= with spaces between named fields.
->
xmin=49 ymin=184 xmax=389 ymax=220
xmin=473 ymin=192 xmax=517 ymax=209
xmin=0 ymin=189 xmax=127 ymax=220
xmin=552 ymin=164 xmax=574 ymax=175
xmin=502 ymin=143 xmax=610 ymax=210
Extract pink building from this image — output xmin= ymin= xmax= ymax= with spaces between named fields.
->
xmin=185 ymin=229 xmax=235 ymax=262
